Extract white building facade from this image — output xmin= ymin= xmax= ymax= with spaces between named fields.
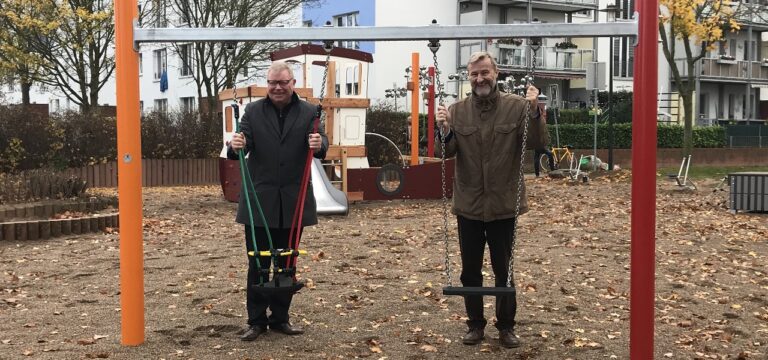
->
xmin=4 ymin=0 xmax=767 ymax=125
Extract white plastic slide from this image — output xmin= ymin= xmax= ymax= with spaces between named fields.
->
xmin=311 ymin=159 xmax=348 ymax=215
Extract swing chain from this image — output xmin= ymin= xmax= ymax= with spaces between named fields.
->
xmin=506 ymin=39 xmax=538 ymax=288
xmin=428 ymin=36 xmax=452 ymax=287
xmin=317 ymin=40 xmax=334 ymax=123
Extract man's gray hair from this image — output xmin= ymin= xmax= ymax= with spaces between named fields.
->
xmin=467 ymin=51 xmax=498 ymax=71
xmin=267 ymin=61 xmax=295 ymax=78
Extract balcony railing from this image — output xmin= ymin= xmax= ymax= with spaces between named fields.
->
xmin=459 ymin=41 xmax=594 ymax=72
xmin=737 ymin=3 xmax=768 ymax=25
xmin=674 ymin=58 xmax=768 ymax=80
xmin=542 ymin=0 xmax=598 ymax=5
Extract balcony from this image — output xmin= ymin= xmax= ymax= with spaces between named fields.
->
xmin=737 ymin=3 xmax=768 ymax=28
xmin=459 ymin=41 xmax=594 ymax=75
xmin=460 ymin=0 xmax=598 ymax=13
xmin=674 ymin=58 xmax=768 ymax=82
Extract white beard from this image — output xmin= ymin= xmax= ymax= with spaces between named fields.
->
xmin=474 ymin=84 xmax=492 ymax=97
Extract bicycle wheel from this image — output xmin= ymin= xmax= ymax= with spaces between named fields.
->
xmin=539 ymin=155 xmax=551 ymax=174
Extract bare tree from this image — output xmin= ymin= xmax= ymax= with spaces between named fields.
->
xmin=14 ymin=0 xmax=117 ymax=112
xmin=151 ymin=0 xmax=320 ymax=117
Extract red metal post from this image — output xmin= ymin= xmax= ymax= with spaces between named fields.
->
xmin=631 ymin=1 xmax=659 ymax=358
xmin=427 ymin=66 xmax=436 ymax=157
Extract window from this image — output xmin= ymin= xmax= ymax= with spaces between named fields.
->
xmin=728 ymin=93 xmax=735 ymax=119
xmin=574 ymin=10 xmax=592 ymax=17
xmin=303 ymin=20 xmax=312 ymax=27
xmin=179 ymin=44 xmax=194 ymax=77
xmin=51 ymin=99 xmax=60 ymax=112
xmin=699 ymin=93 xmax=708 ymax=118
xmin=180 ymin=97 xmax=196 ymax=113
xmin=139 ymin=53 xmax=143 ymax=75
xmin=742 ymin=94 xmax=747 ymax=119
xmin=154 ymin=98 xmax=168 ymax=114
xmin=139 ymin=101 xmax=144 ymax=114
xmin=345 ymin=65 xmax=360 ymax=95
xmin=153 ymin=48 xmax=167 ymax=80
xmin=333 ymin=12 xmax=359 ymax=49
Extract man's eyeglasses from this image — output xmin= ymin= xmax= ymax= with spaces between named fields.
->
xmin=267 ymin=79 xmax=293 ymax=87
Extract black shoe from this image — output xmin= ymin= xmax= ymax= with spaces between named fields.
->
xmin=462 ymin=328 xmax=484 ymax=345
xmin=240 ymin=325 xmax=267 ymax=341
xmin=499 ymin=329 xmax=520 ymax=348
xmin=270 ymin=322 xmax=304 ymax=335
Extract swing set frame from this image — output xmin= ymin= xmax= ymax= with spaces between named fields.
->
xmin=115 ymin=2 xmax=659 ymax=358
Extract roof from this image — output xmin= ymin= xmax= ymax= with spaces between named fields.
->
xmin=271 ymin=44 xmax=374 ymax=63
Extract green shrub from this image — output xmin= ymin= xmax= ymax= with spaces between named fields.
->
xmin=549 ymin=123 xmax=726 ymax=149
xmin=366 ymin=103 xmax=409 ymax=167
xmin=0 ymin=106 xmax=58 ymax=172
xmin=0 ymin=169 xmax=88 ymax=204
xmin=53 ymin=110 xmax=118 ymax=168
xmin=141 ymin=110 xmax=221 ymax=159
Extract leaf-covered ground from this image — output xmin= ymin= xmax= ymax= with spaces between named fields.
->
xmin=1 ymin=172 xmax=766 ymax=359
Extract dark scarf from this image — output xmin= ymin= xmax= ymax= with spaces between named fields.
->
xmin=265 ymin=92 xmax=299 ymax=134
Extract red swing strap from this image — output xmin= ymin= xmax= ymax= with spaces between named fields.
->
xmin=286 ymin=107 xmax=321 ymax=270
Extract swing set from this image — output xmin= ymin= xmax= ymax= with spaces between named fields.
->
xmin=115 ymin=2 xmax=659 ymax=358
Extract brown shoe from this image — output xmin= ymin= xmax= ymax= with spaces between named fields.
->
xmin=462 ymin=328 xmax=484 ymax=345
xmin=240 ymin=325 xmax=267 ymax=341
xmin=499 ymin=329 xmax=520 ymax=348
xmin=270 ymin=322 xmax=304 ymax=335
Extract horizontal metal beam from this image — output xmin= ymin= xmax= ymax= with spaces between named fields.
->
xmin=134 ymin=21 xmax=638 ymax=44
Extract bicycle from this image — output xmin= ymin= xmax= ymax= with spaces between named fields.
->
xmin=539 ymin=145 xmax=574 ymax=173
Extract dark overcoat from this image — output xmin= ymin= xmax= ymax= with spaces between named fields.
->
xmin=228 ymin=93 xmax=328 ymax=228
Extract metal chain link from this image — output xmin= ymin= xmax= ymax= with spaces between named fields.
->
xmin=318 ymin=42 xmax=332 ymax=115
xmin=506 ymin=43 xmax=538 ymax=288
xmin=429 ymin=39 xmax=452 ymax=287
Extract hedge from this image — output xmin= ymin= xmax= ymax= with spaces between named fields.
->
xmin=549 ymin=123 xmax=727 ymax=149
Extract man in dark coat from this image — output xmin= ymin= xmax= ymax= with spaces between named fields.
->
xmin=228 ymin=61 xmax=328 ymax=341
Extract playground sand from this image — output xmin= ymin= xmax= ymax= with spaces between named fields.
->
xmin=0 ymin=176 xmax=766 ymax=359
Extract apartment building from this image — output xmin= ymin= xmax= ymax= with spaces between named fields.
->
xmin=5 ymin=0 xmax=766 ymax=126
xmin=662 ymin=0 xmax=768 ymax=125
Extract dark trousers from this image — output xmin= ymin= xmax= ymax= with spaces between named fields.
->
xmin=244 ymin=225 xmax=302 ymax=327
xmin=534 ymin=148 xmax=555 ymax=176
xmin=457 ymin=215 xmax=517 ymax=331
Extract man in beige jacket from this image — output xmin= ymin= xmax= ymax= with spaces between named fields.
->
xmin=436 ymin=51 xmax=549 ymax=348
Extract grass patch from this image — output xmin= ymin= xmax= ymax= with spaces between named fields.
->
xmin=657 ymin=165 xmax=768 ymax=180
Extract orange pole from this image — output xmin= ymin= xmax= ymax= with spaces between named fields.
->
xmin=115 ymin=0 xmax=144 ymax=345
xmin=410 ymin=53 xmax=419 ymax=166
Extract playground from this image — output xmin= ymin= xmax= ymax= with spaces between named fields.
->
xmin=1 ymin=173 xmax=765 ymax=359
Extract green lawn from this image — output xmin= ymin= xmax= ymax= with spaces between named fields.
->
xmin=657 ymin=165 xmax=768 ymax=180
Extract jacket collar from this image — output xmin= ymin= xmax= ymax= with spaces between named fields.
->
xmin=470 ymin=85 xmax=500 ymax=111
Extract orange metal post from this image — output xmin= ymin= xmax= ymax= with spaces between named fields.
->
xmin=410 ymin=53 xmax=420 ymax=166
xmin=115 ymin=0 xmax=145 ymax=345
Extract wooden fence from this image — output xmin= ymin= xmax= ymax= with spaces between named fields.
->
xmin=64 ymin=158 xmax=219 ymax=188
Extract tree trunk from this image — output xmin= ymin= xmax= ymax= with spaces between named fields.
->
xmin=20 ymin=81 xmax=32 ymax=106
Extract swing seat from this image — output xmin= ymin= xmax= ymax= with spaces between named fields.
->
xmin=251 ymin=273 xmax=305 ymax=295
xmin=443 ymin=286 xmax=517 ymax=297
